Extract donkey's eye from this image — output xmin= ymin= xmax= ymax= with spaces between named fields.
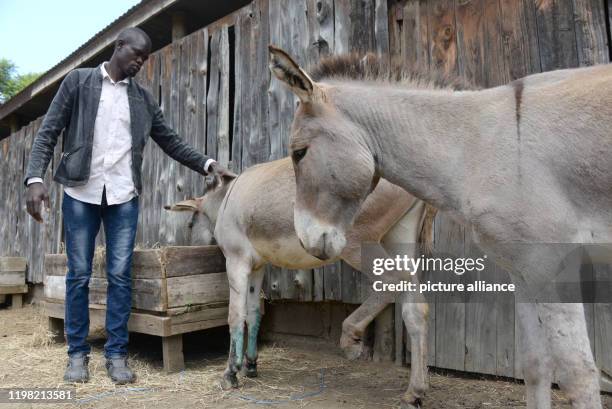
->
xmin=292 ymin=148 xmax=308 ymax=163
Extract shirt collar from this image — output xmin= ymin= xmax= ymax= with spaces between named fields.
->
xmin=101 ymin=62 xmax=129 ymax=85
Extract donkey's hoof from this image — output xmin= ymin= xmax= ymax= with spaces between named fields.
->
xmin=400 ymin=397 xmax=422 ymax=409
xmin=220 ymin=372 xmax=239 ymax=390
xmin=245 ymin=366 xmax=258 ymax=378
xmin=244 ymin=359 xmax=258 ymax=378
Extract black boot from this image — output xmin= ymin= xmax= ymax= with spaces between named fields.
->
xmin=105 ymin=356 xmax=136 ymax=385
xmin=63 ymin=354 xmax=90 ymax=383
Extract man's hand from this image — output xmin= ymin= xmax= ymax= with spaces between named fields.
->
xmin=208 ymin=162 xmax=237 ymax=188
xmin=26 ymin=183 xmax=50 ymax=223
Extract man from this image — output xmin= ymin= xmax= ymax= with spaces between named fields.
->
xmin=24 ymin=27 xmax=231 ymax=384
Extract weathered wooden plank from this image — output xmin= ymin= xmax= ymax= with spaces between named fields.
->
xmin=323 ymin=263 xmax=342 ymax=301
xmin=494 ymin=264 xmax=515 ymax=377
xmin=43 ymin=274 xmax=65 ymax=300
xmin=217 ymin=26 xmax=231 ymax=167
xmin=170 ymin=318 xmax=228 ymax=337
xmin=341 ymin=262 xmax=362 ymax=304
xmin=433 ymin=212 xmax=466 ymax=372
xmin=0 ymin=284 xmax=28 ymax=295
xmin=264 ymin=264 xmax=283 ymax=301
xmin=499 ymin=0 xmax=540 ymax=80
xmin=313 ymin=267 xmax=325 ymax=302
xmin=43 ymin=300 xmax=170 ymax=337
xmin=136 ymin=52 xmax=158 ymax=247
xmin=206 ymin=30 xmax=221 ymax=163
xmin=231 ymin=13 xmax=244 ymax=172
xmin=166 ymin=272 xmax=230 ymax=308
xmin=162 ymin=245 xmax=226 ymax=277
xmin=0 ymin=271 xmax=26 ymax=286
xmin=455 ymin=0 xmax=485 ymax=84
xmin=157 ymin=42 xmax=181 ymax=246
xmin=572 ymin=0 xmax=610 ymax=65
xmin=464 ymin=240 xmax=497 ymax=375
xmin=374 ymin=0 xmax=390 ymax=56
xmin=90 ymin=277 xmax=166 ymax=311
xmin=481 ymin=0 xmax=508 ymax=87
xmin=193 ymin=28 xmax=208 ymax=185
xmin=131 ymin=249 xmax=165 ymax=278
xmin=399 ymin=0 xmax=430 ymax=70
xmin=279 ymin=268 xmax=313 ymax=301
xmin=0 ymin=257 xmax=27 ymax=273
xmin=46 ymin=251 xmax=164 ymax=279
xmin=534 ymin=0 xmax=579 ymax=71
xmin=429 ymin=0 xmax=458 ymax=75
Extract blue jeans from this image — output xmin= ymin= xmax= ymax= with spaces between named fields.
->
xmin=62 ymin=190 xmax=139 ymax=359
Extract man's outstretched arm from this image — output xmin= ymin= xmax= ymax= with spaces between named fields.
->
xmin=150 ymin=103 xmax=235 ymax=184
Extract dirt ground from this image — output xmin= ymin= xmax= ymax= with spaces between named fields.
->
xmin=0 ymin=303 xmax=610 ymax=409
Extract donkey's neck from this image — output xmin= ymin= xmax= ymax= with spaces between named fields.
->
xmin=336 ymin=82 xmax=491 ymax=218
xmin=204 ymin=181 xmax=234 ymax=227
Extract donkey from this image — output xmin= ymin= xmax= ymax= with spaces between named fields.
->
xmin=165 ymin=156 xmax=436 ymax=402
xmin=269 ymin=46 xmax=611 ymax=409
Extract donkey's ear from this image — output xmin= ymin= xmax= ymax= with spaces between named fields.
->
xmin=164 ymin=197 xmax=203 ymax=212
xmin=269 ymin=45 xmax=317 ymax=103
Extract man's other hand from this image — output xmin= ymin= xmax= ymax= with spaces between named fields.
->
xmin=208 ymin=162 xmax=237 ymax=188
xmin=26 ymin=183 xmax=50 ymax=223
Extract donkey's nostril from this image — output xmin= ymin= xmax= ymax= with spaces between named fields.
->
xmin=298 ymin=238 xmax=306 ymax=250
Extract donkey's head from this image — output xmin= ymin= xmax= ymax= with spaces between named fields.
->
xmin=269 ymin=46 xmax=379 ymax=260
xmin=164 ymin=173 xmax=237 ymax=245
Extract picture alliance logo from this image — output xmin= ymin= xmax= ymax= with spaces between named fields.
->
xmin=371 ymin=254 xmax=489 ymax=276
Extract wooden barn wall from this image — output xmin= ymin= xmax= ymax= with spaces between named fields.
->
xmin=1 ymin=0 xmax=611 ymax=382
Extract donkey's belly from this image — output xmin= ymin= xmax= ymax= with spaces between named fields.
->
xmin=252 ymin=235 xmax=331 ymax=270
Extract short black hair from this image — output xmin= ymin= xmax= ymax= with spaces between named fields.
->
xmin=116 ymin=27 xmax=152 ymax=50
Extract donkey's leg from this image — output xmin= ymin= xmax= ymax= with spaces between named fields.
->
xmin=221 ymin=257 xmax=250 ymax=390
xmin=340 ymin=294 xmax=389 ymax=360
xmin=400 ymin=291 xmax=429 ymax=409
xmin=244 ymin=267 xmax=265 ymax=378
xmin=540 ymin=303 xmax=602 ymax=409
xmin=516 ymin=302 xmax=553 ymax=409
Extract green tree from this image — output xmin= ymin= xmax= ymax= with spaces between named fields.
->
xmin=0 ymin=58 xmax=41 ymax=104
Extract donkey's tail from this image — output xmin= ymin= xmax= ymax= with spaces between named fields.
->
xmin=418 ymin=203 xmax=437 ymax=256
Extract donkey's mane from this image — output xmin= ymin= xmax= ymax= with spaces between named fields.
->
xmin=308 ymin=53 xmax=476 ymax=91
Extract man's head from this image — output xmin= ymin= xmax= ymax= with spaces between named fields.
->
xmin=110 ymin=27 xmax=152 ymax=78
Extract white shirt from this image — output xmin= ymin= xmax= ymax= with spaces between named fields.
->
xmin=27 ymin=63 xmax=216 ymax=203
xmin=65 ymin=63 xmax=136 ymax=205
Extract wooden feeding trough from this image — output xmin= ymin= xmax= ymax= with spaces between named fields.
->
xmin=42 ymin=246 xmax=229 ymax=372
xmin=0 ymin=257 xmax=28 ymax=308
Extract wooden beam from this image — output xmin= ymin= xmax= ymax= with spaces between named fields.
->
xmin=0 ymin=285 xmax=28 ymax=295
xmin=172 ymin=11 xmax=187 ymax=40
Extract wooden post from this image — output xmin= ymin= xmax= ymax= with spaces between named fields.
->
xmin=162 ymin=334 xmax=185 ymax=373
xmin=10 ymin=294 xmax=22 ymax=308
xmin=171 ymin=12 xmax=186 ymax=41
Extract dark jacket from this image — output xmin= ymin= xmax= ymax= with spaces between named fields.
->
xmin=24 ymin=64 xmax=211 ymax=193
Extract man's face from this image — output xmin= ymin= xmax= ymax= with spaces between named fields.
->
xmin=115 ymin=36 xmax=150 ymax=77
